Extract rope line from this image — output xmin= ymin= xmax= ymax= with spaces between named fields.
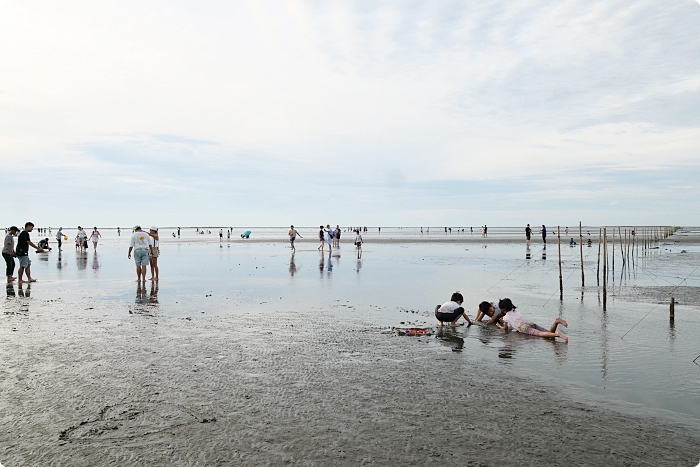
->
xmin=621 ymin=262 xmax=700 ymax=340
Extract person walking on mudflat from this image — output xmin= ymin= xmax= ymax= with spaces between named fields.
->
xmin=541 ymin=225 xmax=547 ymax=245
xmin=128 ymin=226 xmax=154 ymax=283
xmin=496 ymin=298 xmax=568 ymax=342
xmin=3 ymin=226 xmax=19 ymax=283
xmin=16 ymin=222 xmax=43 ymax=283
xmin=288 ymin=225 xmax=302 ymax=251
xmin=90 ymin=227 xmax=101 ymax=251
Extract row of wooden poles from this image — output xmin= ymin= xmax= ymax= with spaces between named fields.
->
xmin=555 ymin=224 xmax=679 ymax=312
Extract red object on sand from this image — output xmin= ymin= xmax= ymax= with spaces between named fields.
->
xmin=403 ymin=328 xmax=428 ymax=336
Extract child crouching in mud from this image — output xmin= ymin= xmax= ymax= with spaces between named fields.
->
xmin=435 ymin=292 xmax=473 ymax=327
xmin=496 ymin=298 xmax=568 ymax=342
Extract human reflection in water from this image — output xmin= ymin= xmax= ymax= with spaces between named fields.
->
xmin=92 ymin=252 xmax=100 ymax=271
xmin=542 ymin=250 xmax=547 ymax=261
xmin=355 ymin=258 xmax=362 ymax=274
xmin=289 ymin=253 xmax=297 ymax=277
xmin=149 ymin=282 xmax=159 ymax=306
xmin=318 ymin=252 xmax=325 ymax=275
xmin=436 ymin=327 xmax=465 ymax=351
xmin=526 ymin=247 xmax=531 ymax=260
xmin=6 ymin=284 xmax=15 ymax=298
xmin=18 ymin=283 xmax=31 ymax=298
xmin=76 ymin=250 xmax=88 ymax=270
xmin=135 ymin=282 xmax=149 ymax=310
xmin=57 ymin=252 xmax=63 ymax=270
xmin=326 ymin=253 xmax=333 ymax=274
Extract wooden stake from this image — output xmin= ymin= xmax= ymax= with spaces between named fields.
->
xmin=579 ymin=222 xmax=584 ymax=287
xmin=612 ymin=228 xmax=615 ymax=275
xmin=603 ymin=227 xmax=607 ymax=311
xmin=670 ymin=297 xmax=675 ymax=320
xmin=558 ymin=226 xmax=563 ymax=301
xmin=597 ymin=228 xmax=602 ymax=286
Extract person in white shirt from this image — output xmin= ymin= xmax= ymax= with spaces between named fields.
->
xmin=435 ymin=292 xmax=473 ymax=327
xmin=127 ymin=226 xmax=154 ymax=283
xmin=354 ymin=229 xmax=363 ymax=258
xmin=496 ymin=298 xmax=568 ymax=342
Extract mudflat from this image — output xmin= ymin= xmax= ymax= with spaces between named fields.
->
xmin=1 ymin=299 xmax=698 ymax=466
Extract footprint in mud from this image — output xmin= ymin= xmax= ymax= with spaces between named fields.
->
xmin=60 ymin=402 xmax=214 ymax=441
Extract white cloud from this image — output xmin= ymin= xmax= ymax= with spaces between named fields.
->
xmin=0 ymin=0 xmax=699 ymax=224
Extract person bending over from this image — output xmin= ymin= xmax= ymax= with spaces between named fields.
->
xmin=475 ymin=301 xmax=503 ymax=324
xmin=495 ymin=298 xmax=568 ymax=342
xmin=435 ymin=292 xmax=472 ymax=327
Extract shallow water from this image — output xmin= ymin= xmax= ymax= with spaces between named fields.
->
xmin=11 ymin=236 xmax=700 ymax=423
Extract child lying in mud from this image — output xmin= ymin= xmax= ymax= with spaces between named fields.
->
xmin=496 ymin=298 xmax=568 ymax=342
xmin=475 ymin=301 xmax=502 ymax=324
xmin=435 ymin=292 xmax=473 ymax=327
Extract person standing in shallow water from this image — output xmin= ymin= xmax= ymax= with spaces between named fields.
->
xmin=17 ymin=222 xmax=43 ymax=283
xmin=541 ymin=225 xmax=547 ymax=245
xmin=525 ymin=224 xmax=532 ymax=247
xmin=148 ymin=226 xmax=159 ymax=282
xmin=3 ymin=226 xmax=19 ymax=283
xmin=128 ymin=226 xmax=154 ymax=283
xmin=325 ymin=224 xmax=333 ymax=253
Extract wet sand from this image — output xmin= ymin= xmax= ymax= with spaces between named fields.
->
xmin=2 ymin=231 xmax=699 ymax=465
xmin=1 ymin=300 xmax=699 ymax=466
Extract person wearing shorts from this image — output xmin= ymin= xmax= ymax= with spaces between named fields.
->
xmin=128 ymin=226 xmax=154 ymax=283
xmin=496 ymin=298 xmax=568 ymax=342
xmin=435 ymin=292 xmax=472 ymax=327
xmin=16 ymin=222 xmax=43 ymax=283
xmin=317 ymin=226 xmax=325 ymax=251
xmin=525 ymin=224 xmax=531 ymax=247
xmin=288 ymin=225 xmax=302 ymax=251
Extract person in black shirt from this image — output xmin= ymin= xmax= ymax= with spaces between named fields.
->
xmin=525 ymin=224 xmax=532 ymax=247
xmin=17 ymin=222 xmax=43 ymax=283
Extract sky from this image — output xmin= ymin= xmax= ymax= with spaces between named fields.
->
xmin=1 ymin=0 xmax=699 ymax=227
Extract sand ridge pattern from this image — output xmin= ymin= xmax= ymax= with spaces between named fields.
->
xmin=0 ymin=298 xmax=699 ymax=466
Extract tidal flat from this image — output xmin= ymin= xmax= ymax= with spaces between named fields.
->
xmin=1 ymin=230 xmax=699 ymax=466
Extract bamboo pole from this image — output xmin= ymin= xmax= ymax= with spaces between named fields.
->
xmin=612 ymin=228 xmax=615 ymax=275
xmin=618 ymin=227 xmax=625 ymax=267
xmin=558 ymin=226 xmax=563 ymax=301
xmin=579 ymin=222 xmax=584 ymax=287
xmin=597 ymin=228 xmax=602 ymax=286
xmin=603 ymin=227 xmax=607 ymax=311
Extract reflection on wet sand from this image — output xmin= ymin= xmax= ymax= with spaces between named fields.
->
xmin=76 ymin=251 xmax=88 ymax=270
xmin=92 ymin=252 xmax=100 ymax=271
xmin=133 ymin=282 xmax=159 ymax=314
xmin=18 ymin=283 xmax=30 ymax=298
xmin=289 ymin=253 xmax=297 ymax=277
xmin=6 ymin=284 xmax=15 ymax=298
xmin=435 ymin=328 xmax=464 ymax=351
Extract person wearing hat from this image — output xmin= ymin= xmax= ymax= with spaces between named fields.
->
xmin=127 ymin=226 xmax=154 ymax=283
xmin=148 ymin=226 xmax=159 ymax=282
